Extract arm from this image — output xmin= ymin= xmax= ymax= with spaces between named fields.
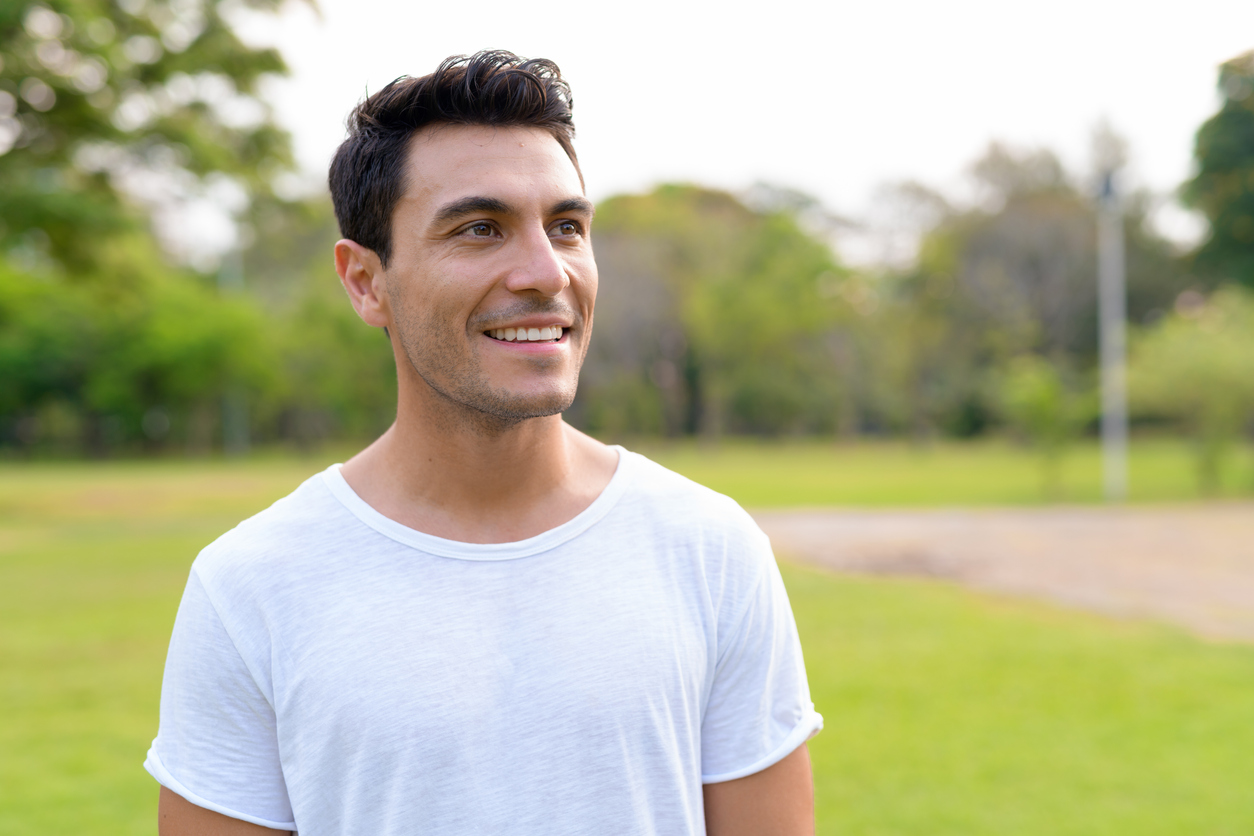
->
xmin=150 ymin=570 xmax=296 ymax=832
xmin=159 ymin=787 xmax=290 ymax=836
xmin=703 ymin=743 xmax=814 ymax=836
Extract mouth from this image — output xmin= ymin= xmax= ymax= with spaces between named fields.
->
xmin=485 ymin=326 xmax=566 ymax=343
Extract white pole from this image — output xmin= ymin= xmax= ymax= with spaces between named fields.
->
xmin=218 ymin=248 xmax=250 ymax=456
xmin=1097 ymin=173 xmax=1128 ymax=501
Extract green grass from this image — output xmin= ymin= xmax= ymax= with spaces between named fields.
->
xmin=637 ymin=436 xmax=1254 ymax=507
xmin=1 ymin=445 xmax=1252 ymax=834
xmin=0 ymin=457 xmax=330 ymax=836
xmin=786 ymin=563 xmax=1254 ymax=834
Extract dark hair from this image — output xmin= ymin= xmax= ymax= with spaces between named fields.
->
xmin=328 ymin=50 xmax=579 ymax=267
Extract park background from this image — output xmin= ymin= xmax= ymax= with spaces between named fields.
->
xmin=3 ymin=0 xmax=1254 ymax=832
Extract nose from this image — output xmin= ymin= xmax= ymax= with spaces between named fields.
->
xmin=503 ymin=227 xmax=570 ymax=297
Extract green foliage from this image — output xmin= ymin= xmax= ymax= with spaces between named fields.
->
xmin=994 ymin=355 xmax=1093 ymax=497
xmin=578 ymin=184 xmax=850 ymax=438
xmin=274 ymin=280 xmax=396 ymax=444
xmin=884 ymin=144 xmax=1190 ymax=439
xmin=238 ymin=193 xmax=398 ymax=444
xmin=0 ymin=0 xmax=350 ymax=456
xmin=1183 ymin=50 xmax=1254 ymax=288
xmin=0 ymin=184 xmax=402 ymax=456
xmin=578 ymin=372 xmax=665 ymax=438
xmin=0 ymin=252 xmax=280 ymax=452
xmin=1129 ymin=286 xmax=1254 ymax=493
xmin=0 ymin=0 xmax=293 ymax=273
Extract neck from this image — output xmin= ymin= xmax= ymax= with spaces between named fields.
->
xmin=339 ymin=377 xmax=617 ymax=544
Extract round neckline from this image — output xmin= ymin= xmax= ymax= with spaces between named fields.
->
xmin=319 ymin=445 xmax=634 ymax=561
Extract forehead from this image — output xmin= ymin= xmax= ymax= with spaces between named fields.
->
xmin=399 ymin=124 xmax=583 ymax=217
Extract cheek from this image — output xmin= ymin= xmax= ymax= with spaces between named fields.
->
xmin=575 ymin=259 xmax=598 ymax=308
xmin=390 ymin=276 xmax=465 ymax=331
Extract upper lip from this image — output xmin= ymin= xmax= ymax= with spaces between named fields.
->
xmin=484 ymin=318 xmax=572 ymax=331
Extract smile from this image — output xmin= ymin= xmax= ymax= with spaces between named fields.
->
xmin=486 ymin=326 xmax=565 ymax=343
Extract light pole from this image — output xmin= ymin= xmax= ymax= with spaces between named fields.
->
xmin=1097 ymin=171 xmax=1128 ymax=501
xmin=218 ymin=248 xmax=250 ymax=457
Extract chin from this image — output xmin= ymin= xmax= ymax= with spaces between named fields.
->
xmin=452 ymin=380 xmax=578 ymax=424
xmin=489 ymin=390 xmax=576 ymax=421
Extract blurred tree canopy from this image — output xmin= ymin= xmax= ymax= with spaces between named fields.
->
xmin=1 ymin=34 xmax=1251 ymax=477
xmin=1184 ymin=50 xmax=1254 ymax=289
xmin=0 ymin=0 xmax=291 ymax=274
xmin=0 ymin=0 xmax=306 ymax=454
xmin=0 ymin=238 xmax=280 ymax=452
xmin=994 ymin=354 xmax=1093 ymax=497
xmin=569 ymin=185 xmax=852 ymax=439
xmin=883 ymin=142 xmax=1188 ymax=439
xmin=1129 ymin=286 xmax=1254 ymax=493
xmin=237 ymin=193 xmax=396 ymax=445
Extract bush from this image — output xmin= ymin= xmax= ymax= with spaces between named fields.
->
xmin=1130 ymin=287 xmax=1254 ymax=492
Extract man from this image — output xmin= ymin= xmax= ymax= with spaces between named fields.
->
xmin=147 ymin=51 xmax=822 ymax=835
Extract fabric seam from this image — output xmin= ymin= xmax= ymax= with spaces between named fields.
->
xmin=711 ymin=554 xmax=772 ymax=677
xmin=319 ymin=446 xmax=634 ymax=560
xmin=700 ymin=709 xmax=824 ymax=784
xmin=190 ymin=565 xmax=279 ymax=715
xmin=145 ymin=749 xmax=298 ymax=830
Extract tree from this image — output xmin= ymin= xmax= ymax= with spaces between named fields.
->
xmin=994 ymin=355 xmax=1092 ymax=498
xmin=240 ymin=193 xmax=398 ymax=445
xmin=0 ymin=0 xmax=306 ymax=454
xmin=1183 ymin=50 xmax=1254 ymax=289
xmin=1129 ymin=286 xmax=1254 ymax=493
xmin=0 ymin=244 xmax=281 ymax=454
xmin=0 ymin=0 xmax=293 ymax=274
xmin=887 ymin=142 xmax=1190 ymax=437
xmin=572 ymin=184 xmax=850 ymax=439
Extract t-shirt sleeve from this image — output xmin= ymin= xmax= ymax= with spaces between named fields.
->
xmin=700 ymin=545 xmax=823 ymax=783
xmin=144 ymin=567 xmax=297 ymax=830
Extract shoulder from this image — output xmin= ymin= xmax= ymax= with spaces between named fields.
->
xmin=620 ymin=449 xmax=760 ymax=525
xmin=191 ymin=467 xmax=355 ymax=598
xmin=612 ymin=448 xmax=772 ymax=565
xmin=607 ymin=450 xmax=784 ymax=633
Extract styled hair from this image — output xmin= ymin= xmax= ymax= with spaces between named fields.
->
xmin=328 ymin=50 xmax=579 ymax=267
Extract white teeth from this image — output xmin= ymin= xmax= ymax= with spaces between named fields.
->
xmin=492 ymin=326 xmax=564 ymax=342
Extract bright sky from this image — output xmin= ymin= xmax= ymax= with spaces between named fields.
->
xmin=234 ymin=0 xmax=1254 ymax=258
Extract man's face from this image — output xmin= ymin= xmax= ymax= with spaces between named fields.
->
xmin=380 ymin=124 xmax=596 ymax=424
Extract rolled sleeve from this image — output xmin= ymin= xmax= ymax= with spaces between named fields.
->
xmin=145 ymin=569 xmax=297 ymax=829
xmin=700 ymin=556 xmax=822 ymax=783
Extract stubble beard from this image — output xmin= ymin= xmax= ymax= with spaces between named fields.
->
xmin=392 ymin=301 xmax=586 ymax=434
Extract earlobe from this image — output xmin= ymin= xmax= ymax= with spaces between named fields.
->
xmin=335 ymin=239 xmax=391 ymax=329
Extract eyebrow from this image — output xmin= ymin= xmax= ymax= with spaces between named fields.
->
xmin=551 ymin=196 xmax=596 ymax=218
xmin=431 ymin=196 xmax=512 ymax=228
xmin=430 ymin=195 xmax=596 ymax=229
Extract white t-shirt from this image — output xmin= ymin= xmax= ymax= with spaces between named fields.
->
xmin=145 ymin=447 xmax=822 ymax=834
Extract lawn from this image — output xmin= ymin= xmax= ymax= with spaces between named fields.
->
xmin=788 ymin=564 xmax=1254 ymax=834
xmin=636 ymin=436 xmax=1254 ymax=506
xmin=1 ymin=442 xmax=1252 ymax=834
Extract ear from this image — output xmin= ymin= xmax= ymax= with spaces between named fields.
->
xmin=335 ymin=239 xmax=391 ymax=329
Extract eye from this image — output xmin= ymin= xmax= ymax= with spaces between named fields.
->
xmin=552 ymin=221 xmax=580 ymax=237
xmin=467 ymin=223 xmax=494 ymax=237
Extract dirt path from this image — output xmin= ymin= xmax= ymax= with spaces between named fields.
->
xmin=752 ymin=503 xmax=1254 ymax=642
